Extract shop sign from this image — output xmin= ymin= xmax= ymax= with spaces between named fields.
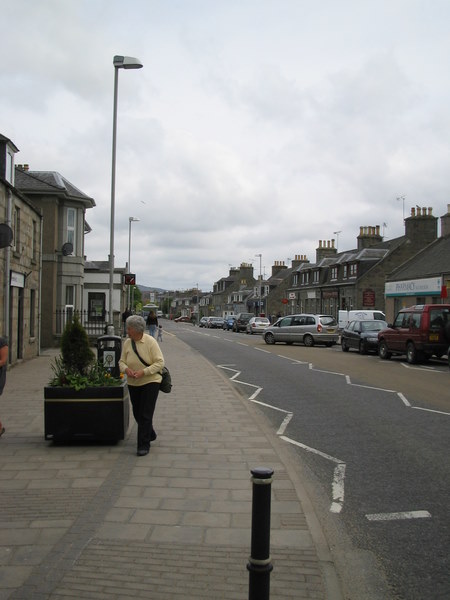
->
xmin=363 ymin=289 xmax=375 ymax=306
xmin=10 ymin=271 xmax=25 ymax=288
xmin=385 ymin=277 xmax=442 ymax=297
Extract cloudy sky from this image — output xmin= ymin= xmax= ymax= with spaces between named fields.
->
xmin=2 ymin=0 xmax=450 ymax=291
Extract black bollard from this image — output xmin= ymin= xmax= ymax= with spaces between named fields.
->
xmin=247 ymin=467 xmax=274 ymax=600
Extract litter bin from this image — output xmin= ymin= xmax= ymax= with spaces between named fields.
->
xmin=97 ymin=335 xmax=122 ymax=377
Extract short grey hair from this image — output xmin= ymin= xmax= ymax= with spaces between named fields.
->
xmin=126 ymin=315 xmax=146 ymax=334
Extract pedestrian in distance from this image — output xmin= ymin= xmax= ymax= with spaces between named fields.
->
xmin=121 ymin=307 xmax=132 ymax=336
xmin=146 ymin=310 xmax=158 ymax=338
xmin=119 ymin=315 xmax=164 ymax=456
xmin=157 ymin=324 xmax=163 ymax=342
xmin=0 ymin=336 xmax=8 ymax=437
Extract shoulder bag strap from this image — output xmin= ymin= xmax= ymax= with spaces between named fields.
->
xmin=131 ymin=339 xmax=150 ymax=367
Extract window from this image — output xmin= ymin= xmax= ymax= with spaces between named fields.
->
xmin=313 ymin=270 xmax=320 ymax=283
xmin=67 ymin=207 xmax=76 ymax=254
xmin=32 ymin=220 xmax=38 ymax=262
xmin=6 ymin=149 xmax=14 ymax=184
xmin=331 ymin=267 xmax=338 ymax=280
xmin=13 ymin=206 xmax=20 ymax=252
xmin=66 ymin=286 xmax=74 ymax=306
xmin=302 ymin=272 xmax=310 ymax=285
xmin=343 ymin=265 xmax=348 ymax=279
xmin=30 ymin=289 xmax=36 ymax=337
xmin=88 ymin=292 xmax=106 ymax=321
xmin=349 ymin=263 xmax=358 ymax=277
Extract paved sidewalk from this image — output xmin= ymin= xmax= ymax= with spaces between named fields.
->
xmin=0 ymin=331 xmax=343 ymax=599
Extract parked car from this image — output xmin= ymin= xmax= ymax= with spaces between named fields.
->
xmin=378 ymin=304 xmax=450 ymax=364
xmin=199 ymin=317 xmax=209 ymax=328
xmin=232 ymin=312 xmax=254 ymax=332
xmin=341 ymin=319 xmax=388 ymax=354
xmin=174 ymin=315 xmax=191 ymax=323
xmin=246 ymin=316 xmax=270 ymax=334
xmin=263 ymin=314 xmax=339 ymax=346
xmin=223 ymin=316 xmax=236 ymax=330
xmin=207 ymin=317 xmax=224 ymax=329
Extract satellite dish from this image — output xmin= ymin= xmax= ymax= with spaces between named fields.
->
xmin=62 ymin=242 xmax=73 ymax=256
xmin=0 ymin=224 xmax=13 ymax=249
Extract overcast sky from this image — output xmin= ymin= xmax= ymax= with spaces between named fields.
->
xmin=2 ymin=0 xmax=450 ymax=291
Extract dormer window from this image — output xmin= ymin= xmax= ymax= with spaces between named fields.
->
xmin=331 ymin=266 xmax=338 ymax=280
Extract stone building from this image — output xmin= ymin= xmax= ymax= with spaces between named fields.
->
xmin=0 ymin=134 xmax=42 ymax=364
xmin=286 ymin=207 xmax=438 ymax=319
xmin=15 ymin=165 xmax=95 ymax=346
xmin=211 ymin=263 xmax=256 ymax=316
xmin=384 ymin=205 xmax=450 ymax=322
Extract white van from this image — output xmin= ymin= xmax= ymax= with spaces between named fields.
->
xmin=338 ymin=309 xmax=385 ymax=330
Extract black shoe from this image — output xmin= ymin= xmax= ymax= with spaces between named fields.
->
xmin=137 ymin=448 xmax=149 ymax=457
xmin=150 ymin=431 xmax=157 ymax=442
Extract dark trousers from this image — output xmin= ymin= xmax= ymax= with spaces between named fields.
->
xmin=128 ymin=382 xmax=159 ymax=450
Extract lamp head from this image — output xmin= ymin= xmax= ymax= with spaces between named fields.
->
xmin=113 ymin=55 xmax=143 ymax=69
xmin=129 ymin=216 xmax=140 ymax=222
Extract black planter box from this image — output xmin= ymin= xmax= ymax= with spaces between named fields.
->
xmin=44 ymin=384 xmax=130 ymax=442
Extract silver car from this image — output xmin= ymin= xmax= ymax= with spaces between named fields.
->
xmin=263 ymin=314 xmax=339 ymax=347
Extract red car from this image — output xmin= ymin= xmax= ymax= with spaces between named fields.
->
xmin=174 ymin=316 xmax=191 ymax=323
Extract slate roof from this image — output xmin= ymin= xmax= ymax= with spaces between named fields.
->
xmin=387 ymin=234 xmax=450 ymax=281
xmin=14 ymin=168 xmax=95 ymax=208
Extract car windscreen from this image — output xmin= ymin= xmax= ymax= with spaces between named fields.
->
xmin=319 ymin=316 xmax=337 ymax=326
xmin=361 ymin=321 xmax=387 ymax=331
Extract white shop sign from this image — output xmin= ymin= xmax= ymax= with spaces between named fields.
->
xmin=385 ymin=276 xmax=442 ymax=297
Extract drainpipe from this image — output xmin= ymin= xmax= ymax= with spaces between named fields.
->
xmin=38 ymin=212 xmax=43 ymax=355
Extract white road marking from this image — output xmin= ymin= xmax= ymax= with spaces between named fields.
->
xmin=412 ymin=406 xmax=450 ymax=416
xmin=280 ymin=436 xmax=346 ymax=514
xmin=366 ymin=510 xmax=431 ymax=521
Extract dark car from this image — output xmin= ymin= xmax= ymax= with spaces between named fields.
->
xmin=378 ymin=304 xmax=450 ymax=364
xmin=223 ymin=316 xmax=236 ymax=330
xmin=199 ymin=317 xmax=208 ymax=328
xmin=341 ymin=319 xmax=387 ymax=354
xmin=232 ymin=312 xmax=254 ymax=332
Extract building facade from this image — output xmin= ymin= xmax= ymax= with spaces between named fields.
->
xmin=0 ymin=135 xmax=42 ymax=364
xmin=15 ymin=165 xmax=95 ymax=346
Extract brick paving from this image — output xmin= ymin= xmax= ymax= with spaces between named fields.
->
xmin=0 ymin=331 xmax=342 ymax=599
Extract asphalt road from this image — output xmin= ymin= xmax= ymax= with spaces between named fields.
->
xmin=168 ymin=321 xmax=450 ymax=600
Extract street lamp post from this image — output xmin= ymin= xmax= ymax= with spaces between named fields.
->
xmin=255 ymin=253 xmax=262 ymax=316
xmin=127 ymin=216 xmax=140 ymax=310
xmin=108 ymin=55 xmax=143 ymax=328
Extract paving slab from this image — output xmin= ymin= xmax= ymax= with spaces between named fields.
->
xmin=0 ymin=333 xmax=343 ymax=599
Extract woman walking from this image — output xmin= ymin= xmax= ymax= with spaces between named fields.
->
xmin=119 ymin=315 xmax=164 ymax=456
xmin=146 ymin=310 xmax=158 ymax=338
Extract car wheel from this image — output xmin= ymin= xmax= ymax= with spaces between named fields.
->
xmin=378 ymin=340 xmax=391 ymax=360
xmin=406 ymin=342 xmax=418 ymax=364
xmin=325 ymin=342 xmax=332 ymax=347
xmin=341 ymin=339 xmax=349 ymax=352
xmin=264 ymin=332 xmax=275 ymax=345
xmin=359 ymin=340 xmax=367 ymax=355
xmin=303 ymin=334 xmax=314 ymax=347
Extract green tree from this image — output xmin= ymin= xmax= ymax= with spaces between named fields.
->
xmin=60 ymin=313 xmax=95 ymax=375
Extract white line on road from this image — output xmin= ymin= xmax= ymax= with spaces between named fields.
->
xmin=366 ymin=510 xmax=431 ymax=521
xmin=412 ymin=406 xmax=450 ymax=416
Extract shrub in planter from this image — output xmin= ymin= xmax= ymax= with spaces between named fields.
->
xmin=45 ymin=314 xmax=129 ymax=441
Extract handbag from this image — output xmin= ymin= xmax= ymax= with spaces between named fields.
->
xmin=131 ymin=340 xmax=172 ymax=393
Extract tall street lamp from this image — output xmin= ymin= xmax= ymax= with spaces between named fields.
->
xmin=108 ymin=55 xmax=143 ymax=327
xmin=128 ymin=216 xmax=140 ymax=309
xmin=255 ymin=253 xmax=262 ymax=316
